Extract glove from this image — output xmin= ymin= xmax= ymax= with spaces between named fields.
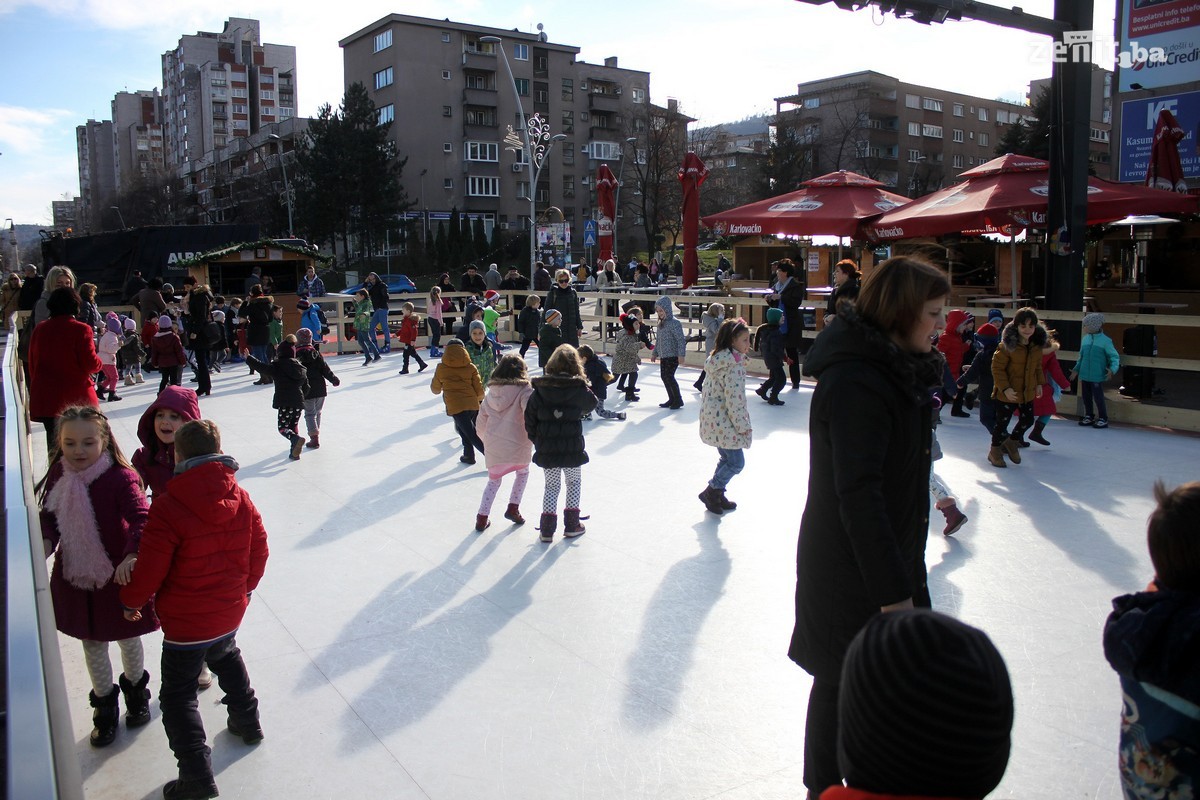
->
xmin=332 ymin=378 xmax=341 ymax=387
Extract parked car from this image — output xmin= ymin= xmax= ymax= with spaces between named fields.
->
xmin=345 ymin=274 xmax=417 ymax=295
xmin=697 ymin=242 xmax=720 ymax=251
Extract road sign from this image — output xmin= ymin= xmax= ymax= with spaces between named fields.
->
xmin=584 ymin=219 xmax=597 ymax=236
xmin=583 ymin=231 xmax=597 ymax=248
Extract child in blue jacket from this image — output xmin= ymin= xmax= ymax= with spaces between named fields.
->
xmin=1075 ymin=312 xmax=1121 ymax=428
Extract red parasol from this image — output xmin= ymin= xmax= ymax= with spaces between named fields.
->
xmin=1145 ymin=109 xmax=1188 ymax=194
xmin=701 ymin=170 xmax=909 ymax=238
xmin=866 ymin=154 xmax=1197 ymax=240
xmin=678 ymin=152 xmax=709 ymax=289
xmin=595 ymin=165 xmax=618 ymax=263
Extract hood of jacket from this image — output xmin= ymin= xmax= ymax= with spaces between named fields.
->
xmin=654 ymin=295 xmax=676 ymax=320
xmin=803 ymin=305 xmax=943 ymax=405
xmin=705 ymin=348 xmax=740 ymax=377
xmin=482 ymin=380 xmax=531 ymax=415
xmin=1104 ymin=589 xmax=1200 ymax=705
xmin=1000 ymin=321 xmax=1049 ymax=352
xmin=945 ymin=309 xmax=971 ymax=335
xmin=164 ymin=460 xmax=244 ymax=525
xmin=137 ymin=385 xmax=201 ymax=449
xmin=441 ymin=342 xmax=471 ymax=368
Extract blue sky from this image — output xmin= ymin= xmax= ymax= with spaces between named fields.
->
xmin=0 ymin=0 xmax=1117 ymax=225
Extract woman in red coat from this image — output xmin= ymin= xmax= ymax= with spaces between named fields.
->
xmin=936 ymin=308 xmax=975 ymax=417
xmin=29 ymin=287 xmax=102 ymax=454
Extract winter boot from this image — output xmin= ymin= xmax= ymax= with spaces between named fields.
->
xmin=289 ymin=434 xmax=306 ymax=460
xmin=89 ymin=686 xmax=120 ymax=747
xmin=1014 ymin=433 xmax=1030 ymax=448
xmin=1001 ymin=437 xmax=1023 ymax=464
xmin=162 ymin=776 xmax=219 ymax=799
xmin=940 ymin=503 xmax=968 ymax=536
xmin=718 ymin=490 xmax=737 ymax=511
xmin=767 ymin=396 xmax=785 ymax=406
xmin=1029 ymin=420 xmax=1051 ymax=446
xmin=987 ymin=445 xmax=1008 ymax=468
xmin=134 ymin=373 xmax=145 ymax=384
xmin=563 ymin=508 xmax=587 ymax=538
xmin=538 ymin=512 xmax=557 ymax=543
xmin=625 ymin=390 xmax=639 ymax=402
xmin=119 ymin=670 xmax=152 ymax=728
xmin=755 ymin=385 xmax=769 ymax=400
xmin=306 ymin=432 xmax=320 ymax=449
xmin=504 ymin=504 xmax=525 ymax=525
xmin=475 ymin=514 xmax=490 ymax=532
xmin=363 ymin=355 xmax=372 ymax=366
xmin=226 ymin=715 xmax=264 ymax=745
xmin=124 ymin=374 xmax=135 ymax=386
xmin=107 ymin=390 xmax=122 ymax=402
xmin=698 ymin=486 xmax=724 ymax=515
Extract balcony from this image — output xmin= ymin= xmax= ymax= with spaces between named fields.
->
xmin=461 ymin=50 xmax=496 ymax=71
xmin=588 ymin=93 xmax=621 ymax=113
xmin=462 ymin=88 xmax=497 ymax=107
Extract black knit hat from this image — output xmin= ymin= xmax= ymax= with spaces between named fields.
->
xmin=838 ymin=609 xmax=1014 ymax=797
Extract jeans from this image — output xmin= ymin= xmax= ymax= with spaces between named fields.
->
xmin=709 ymin=447 xmax=745 ymax=490
xmin=249 ymin=344 xmax=269 ymax=364
xmin=160 ymin=633 xmax=257 ymax=781
xmin=660 ymin=357 xmax=682 ymax=406
xmin=428 ymin=318 xmax=443 ymax=349
xmin=356 ymin=327 xmax=381 ymax=358
xmin=371 ymin=308 xmax=390 ymax=348
xmin=1081 ymin=380 xmax=1107 ymax=419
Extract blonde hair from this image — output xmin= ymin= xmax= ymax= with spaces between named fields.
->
xmin=544 ymin=344 xmax=584 ymax=377
xmin=525 ymin=294 xmax=541 ymax=307
xmin=706 ymin=303 xmax=724 ymax=318
xmin=402 ymin=301 xmax=415 ymax=313
xmin=45 ymin=265 xmax=77 ymax=290
xmin=554 ymin=268 xmax=572 ymax=282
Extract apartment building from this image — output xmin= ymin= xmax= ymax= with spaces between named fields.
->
xmin=112 ymin=89 xmax=167 ymax=188
xmin=1030 ymin=66 xmax=1112 ymax=180
xmin=52 ymin=198 xmax=81 ymax=233
xmin=340 ymin=14 xmax=663 ymax=255
xmin=690 ymin=116 xmax=770 ymax=214
xmin=162 ymin=17 xmax=297 ymax=168
xmin=76 ymin=119 xmax=117 ymax=233
xmin=775 ymin=71 xmax=1035 ymax=197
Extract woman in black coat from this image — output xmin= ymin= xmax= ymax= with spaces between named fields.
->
xmin=186 ymin=284 xmax=215 ymax=395
xmin=767 ymin=259 xmax=807 ymax=387
xmin=242 ymin=286 xmax=275 ymax=380
xmin=826 ymin=259 xmax=861 ymax=319
xmin=789 ymin=256 xmax=950 ymax=796
xmin=543 ymin=269 xmax=583 ymax=348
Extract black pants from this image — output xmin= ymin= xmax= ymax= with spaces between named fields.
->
xmin=617 ymin=371 xmax=639 ymax=396
xmin=452 ymin=411 xmax=485 ymax=459
xmin=694 ymin=369 xmax=707 ymax=390
xmin=34 ymin=416 xmax=57 ymax=457
xmin=402 ymin=345 xmax=426 ymax=371
xmin=760 ymin=364 xmax=787 ymax=398
xmin=519 ymin=337 xmax=537 ymax=358
xmin=660 ymin=357 xmax=682 ymax=406
xmin=785 ymin=347 xmax=801 ymax=387
xmin=803 ymin=677 xmax=842 ymax=793
xmin=991 ymin=400 xmax=1034 ymax=446
xmin=193 ymin=346 xmax=211 ymax=394
xmin=160 ymin=634 xmax=257 ymax=781
xmin=158 ymin=365 xmax=182 ymax=395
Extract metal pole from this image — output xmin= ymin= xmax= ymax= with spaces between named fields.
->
xmin=269 ymin=134 xmax=294 ymax=237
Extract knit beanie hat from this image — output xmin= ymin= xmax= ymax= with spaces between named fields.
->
xmin=766 ymin=308 xmax=783 ymax=325
xmin=976 ymin=322 xmax=999 ymax=339
xmin=124 ymin=317 xmax=137 ymax=331
xmin=987 ymin=308 xmax=1004 ymax=325
xmin=838 ymin=609 xmax=1013 ymax=797
xmin=295 ymin=328 xmax=313 ymax=345
xmin=469 ymin=320 xmax=487 ymax=334
xmin=278 ymin=341 xmax=295 ymax=359
xmin=1082 ymin=312 xmax=1105 ymax=334
xmin=106 ymin=317 xmax=122 ymax=335
xmin=158 ymin=314 xmax=173 ymax=330
xmin=211 ymin=309 xmax=225 ymax=323
xmin=545 ymin=309 xmax=562 ymax=323
xmin=296 ymin=298 xmax=311 ymax=310
xmin=484 ymin=289 xmax=500 ymax=303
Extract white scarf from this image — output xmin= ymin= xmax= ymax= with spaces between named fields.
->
xmin=46 ymin=452 xmax=116 ymax=591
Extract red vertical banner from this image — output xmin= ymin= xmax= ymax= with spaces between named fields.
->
xmin=595 ymin=165 xmax=618 ymax=263
xmin=678 ymin=152 xmax=709 ymax=289
xmin=1145 ymin=109 xmax=1188 ymax=193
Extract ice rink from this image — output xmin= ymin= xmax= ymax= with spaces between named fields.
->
xmin=46 ymin=347 xmax=1196 ymax=799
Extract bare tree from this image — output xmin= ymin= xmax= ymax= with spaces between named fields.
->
xmin=624 ymin=102 xmax=692 ymax=257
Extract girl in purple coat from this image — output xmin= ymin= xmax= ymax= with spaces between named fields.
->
xmin=475 ymin=355 xmax=535 ymax=531
xmin=38 ymin=405 xmax=159 ymax=748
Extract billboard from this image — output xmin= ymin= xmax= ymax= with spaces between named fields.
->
xmin=1117 ymin=0 xmax=1200 ymax=91
xmin=1118 ymin=91 xmax=1200 ymax=182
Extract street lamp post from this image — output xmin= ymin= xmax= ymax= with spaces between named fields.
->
xmin=268 ymin=134 xmax=295 ymax=237
xmin=481 ymin=35 xmax=566 ymax=279
xmin=612 ymin=136 xmax=638 ymax=265
xmin=419 ymin=168 xmax=429 ymax=248
xmin=110 ymin=206 xmax=127 ymax=230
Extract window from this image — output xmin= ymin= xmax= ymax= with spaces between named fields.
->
xmin=514 ymin=78 xmax=530 ymax=96
xmin=443 ymin=106 xmax=452 ymax=117
xmin=953 ymin=103 xmax=964 ymax=117
xmin=232 ymin=87 xmax=247 ymax=98
xmin=590 ymin=141 xmax=622 ymax=160
xmin=465 ymin=107 xmax=495 ymax=126
xmin=562 ymin=146 xmax=574 ymax=165
xmin=467 ymin=73 xmax=493 ymax=91
xmin=535 ymin=55 xmax=548 ymax=72
xmin=952 ymin=154 xmax=964 ymax=168
xmin=280 ymin=107 xmax=293 ymax=119
xmin=905 ymin=94 xmax=920 ymax=109
xmin=444 ymin=178 xmax=453 ymax=189
xmin=211 ymin=77 xmax=227 ymax=87
xmin=953 ymin=129 xmax=964 ymax=143
xmin=631 ymin=87 xmax=645 ymax=104
xmin=465 ymin=141 xmax=499 ymax=161
xmin=804 ymin=97 xmax=820 ymax=109
xmin=464 ymin=38 xmax=495 ymax=54
xmin=514 ymin=43 xmax=529 ymax=60
xmin=442 ymin=70 xmax=451 ymax=80
xmin=232 ymin=103 xmax=247 ymax=114
xmin=633 ymin=118 xmax=647 ymax=134
xmin=922 ymin=124 xmax=943 ymax=138
xmin=580 ymin=111 xmax=589 ymax=122
xmin=443 ymin=142 xmax=453 ymax=152
xmin=978 ymin=108 xmax=988 ymax=121
xmin=441 ymin=32 xmax=451 ymax=43
xmin=978 ymin=132 xmax=990 ymax=146
xmin=516 ymin=181 xmax=530 ymax=199
xmin=563 ymin=176 xmax=575 ymax=197
xmin=535 ymin=89 xmax=549 ymax=104
xmin=373 ymin=30 xmax=392 ymax=52
xmin=996 ymin=110 xmax=1009 ymax=124
xmin=561 ymin=110 xmax=574 ymax=133
xmin=374 ymin=67 xmax=393 ymax=90
xmin=468 ymin=176 xmax=499 ymax=196
xmin=907 ymin=149 xmax=922 ymax=162
xmin=378 ymin=104 xmax=394 ymax=125
xmin=907 ymin=122 xmax=922 ymax=136
xmin=562 ymin=79 xmax=573 ymax=101
xmin=261 ymin=90 xmax=274 ymax=101
xmin=922 ymin=98 xmax=943 ymax=112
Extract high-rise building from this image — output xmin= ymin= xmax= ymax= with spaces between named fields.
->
xmin=774 ymin=71 xmax=1034 ymax=197
xmin=76 ymin=119 xmax=117 ymax=233
xmin=340 ymin=14 xmax=680 ymax=258
xmin=1030 ymin=67 xmax=1112 ymax=180
xmin=52 ymin=198 xmax=81 ymax=233
xmin=112 ymin=89 xmax=167 ymax=188
xmin=162 ymin=17 xmax=297 ymax=168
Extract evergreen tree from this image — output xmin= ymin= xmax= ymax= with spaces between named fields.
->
xmin=995 ymin=122 xmax=1027 ymax=158
xmin=435 ymin=222 xmax=449 ymax=271
xmin=472 ymin=217 xmax=489 ymax=263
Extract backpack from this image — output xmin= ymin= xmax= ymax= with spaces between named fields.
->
xmin=314 ymin=305 xmax=330 ymax=336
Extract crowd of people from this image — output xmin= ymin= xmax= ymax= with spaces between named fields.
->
xmin=12 ymin=253 xmax=1196 ymax=800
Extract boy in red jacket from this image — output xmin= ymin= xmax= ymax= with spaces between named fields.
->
xmin=396 ymin=301 xmax=429 ymax=374
xmin=120 ymin=419 xmax=269 ymax=800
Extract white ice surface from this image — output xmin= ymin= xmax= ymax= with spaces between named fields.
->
xmin=45 ymin=349 xmax=1195 ymax=800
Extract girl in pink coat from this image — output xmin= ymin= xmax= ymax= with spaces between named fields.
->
xmin=475 ymin=355 xmax=535 ymax=531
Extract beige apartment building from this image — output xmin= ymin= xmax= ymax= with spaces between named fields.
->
xmin=775 ymin=71 xmax=1035 ymax=197
xmin=112 ymin=90 xmax=167 ymax=188
xmin=340 ymin=14 xmax=662 ymax=258
xmin=76 ymin=119 xmax=117 ymax=233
